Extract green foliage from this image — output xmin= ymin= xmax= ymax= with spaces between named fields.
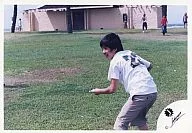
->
xmin=4 ymin=29 xmax=187 ymax=130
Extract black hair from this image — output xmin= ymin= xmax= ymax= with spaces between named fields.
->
xmin=100 ymin=33 xmax=124 ymax=53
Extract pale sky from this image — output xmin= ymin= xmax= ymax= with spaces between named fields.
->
xmin=4 ymin=5 xmax=39 ymax=30
xmin=167 ymin=5 xmax=187 ymax=24
xmin=4 ymin=5 xmax=187 ymax=29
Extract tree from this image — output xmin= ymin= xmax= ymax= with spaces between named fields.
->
xmin=11 ymin=5 xmax=17 ymax=33
xmin=162 ymin=5 xmax=167 ymax=17
xmin=66 ymin=5 xmax=73 ymax=33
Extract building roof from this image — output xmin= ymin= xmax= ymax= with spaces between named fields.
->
xmin=37 ymin=5 xmax=121 ymax=9
xmin=23 ymin=5 xmax=121 ymax=12
xmin=23 ymin=5 xmax=121 ymax=13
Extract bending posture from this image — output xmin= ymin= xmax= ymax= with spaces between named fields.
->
xmin=90 ymin=33 xmax=157 ymax=130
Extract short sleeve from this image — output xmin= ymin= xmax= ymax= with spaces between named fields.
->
xmin=108 ymin=62 xmax=120 ymax=81
xmin=131 ymin=52 xmax=151 ymax=68
xmin=138 ymin=56 xmax=151 ymax=68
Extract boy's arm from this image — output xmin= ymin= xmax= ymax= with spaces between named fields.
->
xmin=90 ymin=79 xmax=118 ymax=95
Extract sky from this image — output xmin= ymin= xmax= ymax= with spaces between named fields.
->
xmin=4 ymin=5 xmax=39 ymax=30
xmin=3 ymin=5 xmax=187 ymax=30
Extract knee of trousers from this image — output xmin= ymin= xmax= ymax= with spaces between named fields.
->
xmin=113 ymin=117 xmax=130 ymax=130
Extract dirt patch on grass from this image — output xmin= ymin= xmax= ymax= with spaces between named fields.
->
xmin=4 ymin=33 xmax=35 ymax=41
xmin=84 ymin=28 xmax=187 ymax=41
xmin=4 ymin=68 xmax=81 ymax=87
xmin=119 ymin=30 xmax=187 ymax=41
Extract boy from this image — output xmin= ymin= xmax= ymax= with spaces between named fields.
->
xmin=183 ymin=13 xmax=188 ymax=28
xmin=142 ymin=14 xmax=147 ymax=33
xmin=161 ymin=16 xmax=168 ymax=35
xmin=89 ymin=33 xmax=157 ymax=130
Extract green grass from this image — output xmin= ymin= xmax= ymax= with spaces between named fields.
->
xmin=4 ymin=29 xmax=187 ymax=130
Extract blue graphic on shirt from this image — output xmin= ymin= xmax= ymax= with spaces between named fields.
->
xmin=123 ymin=52 xmax=144 ymax=68
xmin=122 ymin=55 xmax=129 ymax=61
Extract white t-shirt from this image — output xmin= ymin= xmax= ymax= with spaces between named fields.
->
xmin=142 ymin=16 xmax=147 ymax=23
xmin=108 ymin=50 xmax=157 ymax=98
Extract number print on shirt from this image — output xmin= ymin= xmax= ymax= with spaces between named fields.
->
xmin=123 ymin=52 xmax=143 ymax=68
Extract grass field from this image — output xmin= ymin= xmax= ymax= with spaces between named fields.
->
xmin=4 ymin=28 xmax=187 ymax=130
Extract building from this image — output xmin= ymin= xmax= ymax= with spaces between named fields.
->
xmin=22 ymin=5 xmax=163 ymax=32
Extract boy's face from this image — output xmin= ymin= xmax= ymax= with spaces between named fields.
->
xmin=102 ymin=47 xmax=116 ymax=60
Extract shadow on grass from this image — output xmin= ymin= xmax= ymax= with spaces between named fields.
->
xmin=4 ymin=84 xmax=29 ymax=89
xmin=169 ymin=31 xmax=188 ymax=35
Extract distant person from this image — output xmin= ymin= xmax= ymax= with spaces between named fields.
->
xmin=183 ymin=13 xmax=188 ymax=28
xmin=18 ymin=18 xmax=22 ymax=31
xmin=161 ymin=16 xmax=168 ymax=36
xmin=142 ymin=14 xmax=147 ymax=33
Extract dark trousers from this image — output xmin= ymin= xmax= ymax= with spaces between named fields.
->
xmin=162 ymin=25 xmax=167 ymax=35
xmin=184 ymin=22 xmax=187 ymax=28
xmin=142 ymin=22 xmax=147 ymax=30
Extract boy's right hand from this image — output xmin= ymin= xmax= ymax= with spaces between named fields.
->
xmin=89 ymin=89 xmax=100 ymax=95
